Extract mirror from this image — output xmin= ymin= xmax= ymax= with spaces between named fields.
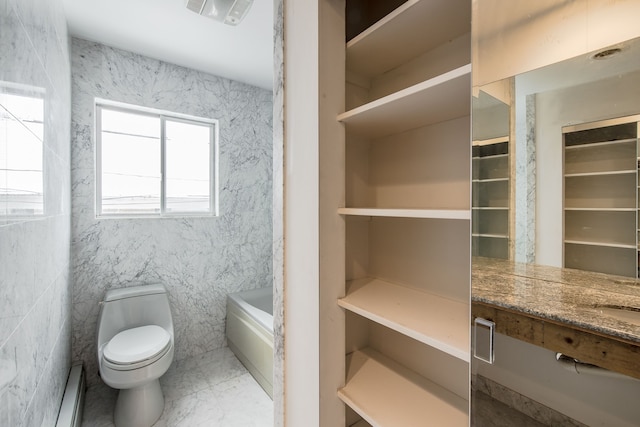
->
xmin=472 ymin=36 xmax=640 ymax=278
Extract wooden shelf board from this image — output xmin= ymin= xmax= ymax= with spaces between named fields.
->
xmin=338 ymin=65 xmax=471 ymax=139
xmin=346 ymin=0 xmax=470 ymax=78
xmin=338 ymin=207 xmax=470 ymax=220
xmin=564 ymin=240 xmax=636 ymax=249
xmin=339 ymin=278 xmax=470 ymax=361
xmin=338 ymin=348 xmax=468 ymax=427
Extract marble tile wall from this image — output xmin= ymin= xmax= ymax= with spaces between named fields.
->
xmin=70 ymin=38 xmax=274 ymax=387
xmin=272 ymin=0 xmax=285 ymax=424
xmin=0 ymin=0 xmax=72 ymax=425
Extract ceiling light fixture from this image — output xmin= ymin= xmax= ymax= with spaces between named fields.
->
xmin=591 ymin=47 xmax=623 ymax=60
xmin=185 ymin=0 xmax=254 ymax=26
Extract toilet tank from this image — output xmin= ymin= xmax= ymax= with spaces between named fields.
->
xmin=97 ymin=284 xmax=173 ymax=351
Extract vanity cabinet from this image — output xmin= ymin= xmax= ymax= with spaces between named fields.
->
xmin=563 ymin=116 xmax=640 ymax=277
xmin=334 ymin=1 xmax=472 ymax=425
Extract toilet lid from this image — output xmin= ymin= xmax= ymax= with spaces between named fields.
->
xmin=104 ymin=325 xmax=171 ymax=365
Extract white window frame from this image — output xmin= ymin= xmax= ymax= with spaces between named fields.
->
xmin=95 ymin=99 xmax=219 ymax=218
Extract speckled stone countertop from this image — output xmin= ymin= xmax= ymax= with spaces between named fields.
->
xmin=472 ymin=257 xmax=640 ymax=345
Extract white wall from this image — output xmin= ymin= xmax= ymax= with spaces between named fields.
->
xmin=283 ymin=0 xmax=321 ymax=424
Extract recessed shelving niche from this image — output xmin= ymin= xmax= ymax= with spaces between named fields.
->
xmin=333 ymin=0 xmax=472 ymax=425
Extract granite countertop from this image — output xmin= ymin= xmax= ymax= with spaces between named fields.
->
xmin=472 ymin=257 xmax=640 ymax=345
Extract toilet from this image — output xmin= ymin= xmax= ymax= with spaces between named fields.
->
xmin=96 ymin=284 xmax=174 ymax=427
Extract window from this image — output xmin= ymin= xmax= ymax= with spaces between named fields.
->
xmin=96 ymin=101 xmax=217 ymax=217
xmin=0 ymin=88 xmax=45 ymax=216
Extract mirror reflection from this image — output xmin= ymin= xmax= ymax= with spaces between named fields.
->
xmin=472 ymin=36 xmax=640 ymax=278
xmin=0 ymin=85 xmax=45 ymax=217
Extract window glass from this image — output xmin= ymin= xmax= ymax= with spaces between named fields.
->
xmin=165 ymin=119 xmax=211 ymax=213
xmin=0 ymin=92 xmax=44 ymax=216
xmin=97 ymin=103 xmax=216 ymax=217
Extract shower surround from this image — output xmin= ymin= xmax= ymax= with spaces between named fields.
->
xmin=70 ymin=38 xmax=273 ymax=386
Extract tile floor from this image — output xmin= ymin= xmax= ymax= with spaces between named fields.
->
xmin=82 ymin=347 xmax=273 ymax=426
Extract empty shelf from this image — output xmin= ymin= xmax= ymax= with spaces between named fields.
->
xmin=339 ymin=348 xmax=468 ymax=427
xmin=347 ymin=0 xmax=470 ymax=78
xmin=564 ymin=170 xmax=636 ymax=178
xmin=338 ymin=65 xmax=471 ymax=139
xmin=564 ymin=240 xmax=636 ymax=249
xmin=339 ymin=278 xmax=469 ymax=361
xmin=338 ymin=207 xmax=470 ymax=220
xmin=472 ymin=233 xmax=508 ymax=239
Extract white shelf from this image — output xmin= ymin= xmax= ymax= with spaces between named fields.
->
xmin=338 ymin=65 xmax=471 ymax=139
xmin=346 ymin=0 xmax=470 ymax=78
xmin=338 ymin=278 xmax=469 ymax=361
xmin=338 ymin=207 xmax=470 ymax=220
xmin=472 ymin=178 xmax=508 ymax=183
xmin=564 ymin=207 xmax=637 ymax=212
xmin=472 ymin=136 xmax=509 ymax=146
xmin=564 ymin=170 xmax=636 ymax=178
xmin=472 ymin=233 xmax=508 ymax=239
xmin=472 ymin=153 xmax=508 ymax=160
xmin=565 ymin=138 xmax=637 ymax=150
xmin=338 ymin=348 xmax=468 ymax=427
xmin=564 ymin=240 xmax=636 ymax=249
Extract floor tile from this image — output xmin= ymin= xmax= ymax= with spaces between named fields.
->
xmin=82 ymin=347 xmax=273 ymax=426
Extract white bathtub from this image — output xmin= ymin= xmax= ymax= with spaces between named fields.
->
xmin=226 ymin=286 xmax=273 ymax=398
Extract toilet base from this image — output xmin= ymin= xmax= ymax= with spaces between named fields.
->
xmin=114 ymin=379 xmax=165 ymax=427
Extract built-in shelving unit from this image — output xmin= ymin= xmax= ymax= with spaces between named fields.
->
xmin=563 ymin=116 xmax=640 ymax=277
xmin=472 ymin=138 xmax=510 ymax=259
xmin=332 ymin=1 xmax=471 ymax=425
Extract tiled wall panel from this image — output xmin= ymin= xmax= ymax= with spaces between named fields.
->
xmin=70 ymin=38 xmax=273 ymax=386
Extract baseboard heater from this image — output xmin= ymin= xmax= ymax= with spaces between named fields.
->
xmin=56 ymin=364 xmax=86 ymax=427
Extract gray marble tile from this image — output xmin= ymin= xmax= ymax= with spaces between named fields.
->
xmin=271 ymin=0 xmax=284 ymax=425
xmin=83 ymin=348 xmax=272 ymax=427
xmin=70 ymin=38 xmax=274 ymax=387
xmin=0 ymin=0 xmax=71 ymax=424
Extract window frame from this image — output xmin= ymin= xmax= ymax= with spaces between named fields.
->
xmin=95 ymin=100 xmax=219 ymax=218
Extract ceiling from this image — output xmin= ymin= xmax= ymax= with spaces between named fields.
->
xmin=62 ymin=0 xmax=274 ymax=90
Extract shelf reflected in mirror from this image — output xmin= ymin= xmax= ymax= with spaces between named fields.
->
xmin=472 ymin=35 xmax=640 ymax=277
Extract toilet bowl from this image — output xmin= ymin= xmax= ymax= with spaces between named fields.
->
xmin=97 ymin=284 xmax=174 ymax=427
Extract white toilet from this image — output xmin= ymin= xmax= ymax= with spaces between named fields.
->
xmin=96 ymin=284 xmax=174 ymax=427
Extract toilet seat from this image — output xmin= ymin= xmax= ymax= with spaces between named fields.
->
xmin=103 ymin=325 xmax=171 ymax=371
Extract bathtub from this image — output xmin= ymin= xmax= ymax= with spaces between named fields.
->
xmin=226 ymin=286 xmax=273 ymax=398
